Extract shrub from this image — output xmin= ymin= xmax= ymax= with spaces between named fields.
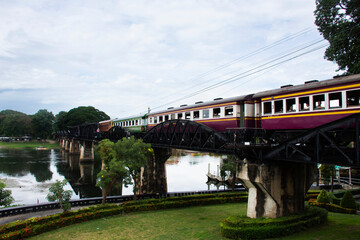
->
xmin=316 ymin=189 xmax=331 ymax=204
xmin=340 ymin=190 xmax=357 ymax=210
xmin=220 ymin=207 xmax=328 ymax=240
xmin=309 ymin=201 xmax=357 ymax=214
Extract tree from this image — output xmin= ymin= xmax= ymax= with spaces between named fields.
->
xmin=0 ymin=110 xmax=32 ymax=137
xmin=113 ymin=136 xmax=153 ymax=200
xmin=46 ymin=179 xmax=73 ymax=212
xmin=0 ymin=181 xmax=14 ymax=207
xmin=96 ymin=139 xmax=129 ymax=205
xmin=320 ymin=164 xmax=335 ymax=185
xmin=62 ymin=106 xmax=110 ymax=128
xmin=220 ymin=155 xmax=237 ymax=191
xmin=31 ymin=109 xmax=54 ymax=139
xmin=314 ymin=0 xmax=360 ymax=74
xmin=53 ymin=111 xmax=68 ymax=132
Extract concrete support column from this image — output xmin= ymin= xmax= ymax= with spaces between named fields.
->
xmin=79 ymin=141 xmax=94 ymax=162
xmin=64 ymin=140 xmax=70 ymax=152
xmin=138 ymin=147 xmax=172 ymax=194
xmin=237 ymin=160 xmax=316 ymax=218
xmin=61 ymin=139 xmax=66 ymax=149
xmin=69 ymin=139 xmax=80 ymax=155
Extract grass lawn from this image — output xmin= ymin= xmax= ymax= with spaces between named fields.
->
xmin=29 ymin=203 xmax=360 ymax=240
xmin=0 ymin=141 xmax=59 ymax=149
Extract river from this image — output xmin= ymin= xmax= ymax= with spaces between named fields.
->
xmin=0 ymin=148 xmax=227 ymax=205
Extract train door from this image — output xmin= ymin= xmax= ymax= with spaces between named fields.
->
xmin=240 ymin=103 xmax=245 ymax=127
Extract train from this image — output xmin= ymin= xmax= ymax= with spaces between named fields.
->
xmin=99 ymin=74 xmax=360 ymax=135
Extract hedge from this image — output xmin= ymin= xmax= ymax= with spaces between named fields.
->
xmin=309 ymin=200 xmax=357 ymax=214
xmin=0 ymin=193 xmax=247 ymax=240
xmin=220 ymin=207 xmax=328 ymax=240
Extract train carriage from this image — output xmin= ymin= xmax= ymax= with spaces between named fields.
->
xmin=254 ymin=74 xmax=360 ymax=130
xmin=113 ymin=114 xmax=148 ymax=133
xmin=147 ymin=96 xmax=252 ymax=132
xmin=99 ymin=119 xmax=113 ymax=132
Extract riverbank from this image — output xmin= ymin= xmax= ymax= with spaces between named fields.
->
xmin=0 ymin=141 xmax=60 ymax=149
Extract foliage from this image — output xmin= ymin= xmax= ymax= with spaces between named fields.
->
xmin=317 ymin=189 xmax=331 ymax=203
xmin=309 ymin=199 xmax=357 ymax=214
xmin=220 ymin=207 xmax=328 ymax=240
xmin=96 ymin=139 xmax=129 ymax=205
xmin=0 ymin=181 xmax=14 ymax=207
xmin=340 ymin=190 xmax=357 ymax=210
xmin=53 ymin=111 xmax=68 ymax=132
xmin=31 ymin=109 xmax=54 ymax=139
xmin=220 ymin=155 xmax=237 ymax=191
xmin=57 ymin=106 xmax=109 ymax=130
xmin=314 ymin=0 xmax=360 ymax=74
xmin=319 ymin=164 xmax=335 ymax=184
xmin=46 ymin=180 xmax=72 ymax=212
xmin=113 ymin=136 xmax=153 ymax=200
xmin=0 ymin=110 xmax=32 ymax=137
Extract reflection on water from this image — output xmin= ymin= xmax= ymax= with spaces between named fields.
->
xmin=0 ymin=148 xmax=224 ymax=205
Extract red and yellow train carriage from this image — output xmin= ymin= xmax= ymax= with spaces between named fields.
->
xmin=255 ymin=74 xmax=360 ymax=130
xmin=146 ymin=74 xmax=360 ymax=133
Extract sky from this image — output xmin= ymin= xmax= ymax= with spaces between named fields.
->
xmin=0 ymin=0 xmax=342 ymax=119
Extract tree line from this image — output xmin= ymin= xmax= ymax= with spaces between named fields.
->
xmin=0 ymin=106 xmax=110 ymax=139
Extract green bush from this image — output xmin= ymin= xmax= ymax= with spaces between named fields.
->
xmin=220 ymin=207 xmax=328 ymax=240
xmin=340 ymin=190 xmax=357 ymax=210
xmin=309 ymin=201 xmax=357 ymax=214
xmin=316 ymin=189 xmax=331 ymax=204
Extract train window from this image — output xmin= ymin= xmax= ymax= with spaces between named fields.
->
xmin=299 ymin=97 xmax=310 ymax=111
xmin=159 ymin=116 xmax=163 ymax=122
xmin=286 ymin=98 xmax=296 ymax=112
xmin=329 ymin=92 xmax=342 ymax=108
xmin=185 ymin=112 xmax=191 ymax=119
xmin=165 ymin=115 xmax=169 ymax=121
xmin=178 ymin=113 xmax=183 ymax=119
xmin=313 ymin=94 xmax=325 ymax=110
xmin=154 ymin=117 xmax=158 ymax=124
xmin=225 ymin=106 xmax=233 ymax=116
xmin=263 ymin=102 xmax=271 ymax=114
xmin=193 ymin=111 xmax=200 ymax=119
xmin=132 ymin=120 xmax=135 ymax=126
xmin=171 ymin=113 xmax=175 ymax=120
xmin=346 ymin=89 xmax=360 ymax=107
xmin=275 ymin=100 xmax=283 ymax=113
xmin=213 ymin=108 xmax=220 ymax=118
xmin=149 ymin=118 xmax=153 ymax=124
xmin=203 ymin=109 xmax=209 ymax=118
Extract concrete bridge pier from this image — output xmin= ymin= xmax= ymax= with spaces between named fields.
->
xmin=237 ymin=159 xmax=317 ymax=218
xmin=79 ymin=141 xmax=94 ymax=162
xmin=60 ymin=138 xmax=67 ymax=150
xmin=138 ymin=147 xmax=172 ymax=195
xmin=69 ymin=139 xmax=80 ymax=155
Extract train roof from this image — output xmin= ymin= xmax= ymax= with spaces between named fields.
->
xmin=148 ymin=94 xmax=253 ymax=116
xmin=252 ymin=73 xmax=360 ymax=99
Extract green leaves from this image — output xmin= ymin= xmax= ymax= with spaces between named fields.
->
xmin=0 ymin=180 xmax=14 ymax=207
xmin=46 ymin=180 xmax=73 ymax=212
xmin=314 ymin=0 xmax=360 ymax=74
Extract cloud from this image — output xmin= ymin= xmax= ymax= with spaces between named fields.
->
xmin=0 ymin=0 xmax=340 ymax=118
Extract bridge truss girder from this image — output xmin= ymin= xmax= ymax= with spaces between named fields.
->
xmin=143 ymin=120 xmax=231 ymax=154
xmin=261 ymin=113 xmax=360 ymax=167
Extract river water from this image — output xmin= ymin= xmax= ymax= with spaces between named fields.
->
xmin=0 ymin=148 xmax=226 ymax=205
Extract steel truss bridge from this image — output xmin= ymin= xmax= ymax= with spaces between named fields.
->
xmin=56 ymin=113 xmax=360 ymax=167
